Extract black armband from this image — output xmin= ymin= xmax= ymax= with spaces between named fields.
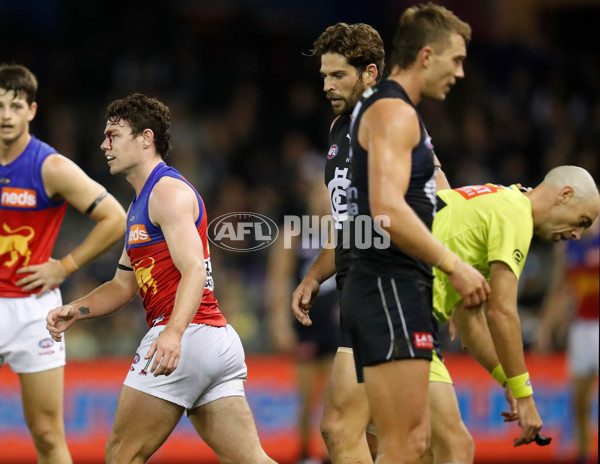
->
xmin=85 ymin=191 xmax=109 ymax=215
xmin=117 ymin=263 xmax=134 ymax=271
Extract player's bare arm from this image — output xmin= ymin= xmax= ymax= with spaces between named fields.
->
xmin=362 ymin=99 xmax=490 ymax=307
xmin=46 ymin=246 xmax=139 ymax=342
xmin=452 ymin=303 xmax=518 ymax=420
xmin=267 ymin=234 xmax=298 ymax=351
xmin=291 ymin=231 xmax=336 ymax=326
xmin=16 ymin=154 xmax=126 ymax=295
xmin=534 ymin=243 xmax=570 ymax=353
xmin=484 ymin=261 xmax=543 ymax=445
xmin=146 ymin=177 xmax=206 ymax=377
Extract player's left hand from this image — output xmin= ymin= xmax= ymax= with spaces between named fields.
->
xmin=500 ymin=384 xmax=519 ymax=422
xmin=16 ymin=258 xmax=68 ymax=297
xmin=146 ymin=328 xmax=182 ymax=377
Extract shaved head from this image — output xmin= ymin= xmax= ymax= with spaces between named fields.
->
xmin=528 ymin=165 xmax=599 ymax=242
xmin=542 ymin=165 xmax=599 ymax=205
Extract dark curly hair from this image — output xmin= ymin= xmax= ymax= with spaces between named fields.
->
xmin=311 ymin=23 xmax=385 ymax=77
xmin=0 ymin=64 xmax=38 ymax=104
xmin=390 ymin=3 xmax=472 ymax=71
xmin=105 ymin=93 xmax=172 ymax=160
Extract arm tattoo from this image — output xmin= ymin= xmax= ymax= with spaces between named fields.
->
xmin=78 ymin=306 xmax=90 ymax=316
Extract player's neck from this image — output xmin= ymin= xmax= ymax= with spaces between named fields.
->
xmin=524 ymin=186 xmax=552 ymax=229
xmin=126 ymin=157 xmax=163 ymax=196
xmin=0 ymin=132 xmax=31 ymax=166
xmin=388 ymin=68 xmax=422 ymax=106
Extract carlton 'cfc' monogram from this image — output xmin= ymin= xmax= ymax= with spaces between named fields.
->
xmin=328 ymin=167 xmax=351 ymax=230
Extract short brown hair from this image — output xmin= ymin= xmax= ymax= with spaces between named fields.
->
xmin=311 ymin=23 xmax=385 ymax=77
xmin=390 ymin=3 xmax=472 ymax=70
xmin=0 ymin=64 xmax=38 ymax=104
xmin=106 ymin=93 xmax=172 ymax=160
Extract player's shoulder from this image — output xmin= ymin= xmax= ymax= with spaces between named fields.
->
xmin=362 ymin=98 xmax=418 ymax=140
xmin=366 ymin=96 xmax=416 ymax=121
xmin=150 ymin=175 xmax=198 ymax=210
xmin=40 ymin=153 xmax=83 ymax=179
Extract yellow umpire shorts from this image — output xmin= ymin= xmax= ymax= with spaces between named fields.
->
xmin=429 ymin=350 xmax=453 ymax=384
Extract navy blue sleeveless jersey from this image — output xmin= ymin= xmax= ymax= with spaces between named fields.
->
xmin=324 ymin=114 xmax=352 ymax=289
xmin=348 ymin=80 xmax=437 ymax=284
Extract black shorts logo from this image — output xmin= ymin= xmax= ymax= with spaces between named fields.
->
xmin=513 ymin=249 xmax=524 ymax=265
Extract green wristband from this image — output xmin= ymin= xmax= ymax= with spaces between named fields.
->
xmin=506 ymin=372 xmax=534 ymax=399
xmin=491 ymin=364 xmax=507 ymax=387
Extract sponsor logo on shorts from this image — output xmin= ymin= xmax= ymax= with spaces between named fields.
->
xmin=327 ymin=144 xmax=338 ymax=159
xmin=1 ymin=187 xmax=37 ymax=208
xmin=414 ymin=332 xmax=433 ymax=350
xmin=128 ymin=224 xmax=151 ymax=244
xmin=133 ymin=353 xmax=140 ymax=364
xmin=39 ymin=338 xmax=54 ymax=349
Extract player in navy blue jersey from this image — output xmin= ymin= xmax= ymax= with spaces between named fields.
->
xmin=291 ymin=23 xmax=384 ymax=463
xmin=342 ymin=5 xmax=489 ymax=464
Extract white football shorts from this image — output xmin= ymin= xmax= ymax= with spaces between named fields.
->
xmin=124 ymin=323 xmax=247 ymax=411
xmin=568 ymin=318 xmax=599 ymax=378
xmin=0 ymin=289 xmax=66 ymax=373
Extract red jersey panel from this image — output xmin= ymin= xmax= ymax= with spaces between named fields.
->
xmin=0 ymin=136 xmax=67 ymax=297
xmin=126 ymin=163 xmax=225 ymax=328
xmin=566 ymin=228 xmax=599 ymax=320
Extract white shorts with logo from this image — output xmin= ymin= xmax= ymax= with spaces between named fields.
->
xmin=124 ymin=323 xmax=247 ymax=411
xmin=568 ymin=319 xmax=599 ymax=378
xmin=0 ymin=289 xmax=66 ymax=373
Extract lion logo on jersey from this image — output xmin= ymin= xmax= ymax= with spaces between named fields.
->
xmin=134 ymin=257 xmax=158 ymax=296
xmin=0 ymin=223 xmax=34 ymax=267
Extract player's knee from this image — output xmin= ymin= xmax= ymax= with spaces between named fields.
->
xmin=455 ymin=428 xmax=474 ymax=463
xmin=29 ymin=422 xmax=65 ymax=456
xmin=433 ymin=423 xmax=474 ymax=463
xmin=105 ymin=432 xmax=148 ymax=464
xmin=320 ymin=408 xmax=359 ymax=447
xmin=381 ymin=427 xmax=428 ymax=463
xmin=320 ymin=406 xmax=342 ymax=440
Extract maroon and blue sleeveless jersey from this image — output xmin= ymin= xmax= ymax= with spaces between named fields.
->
xmin=0 ymin=136 xmax=66 ymax=297
xmin=126 ymin=162 xmax=225 ymax=328
xmin=565 ymin=227 xmax=599 ymax=320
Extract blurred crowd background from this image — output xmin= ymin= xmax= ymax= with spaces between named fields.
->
xmin=1 ymin=0 xmax=598 ymax=357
